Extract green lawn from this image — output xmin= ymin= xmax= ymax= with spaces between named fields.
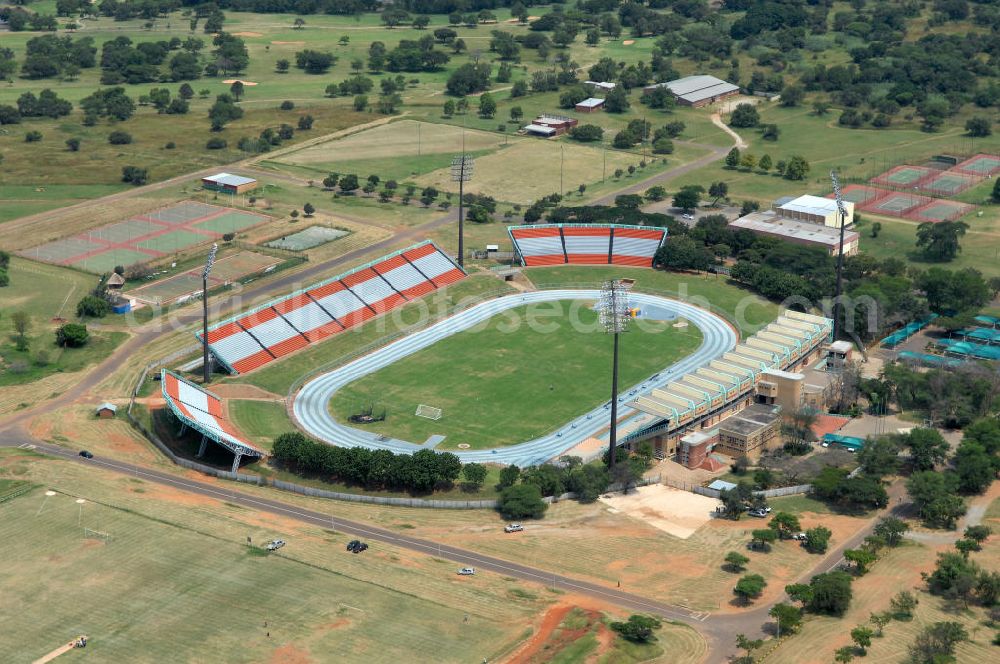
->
xmin=0 ymin=257 xmax=128 ymax=385
xmin=329 ymin=300 xmax=703 ymax=448
xmin=227 ymin=399 xmax=290 ymax=449
xmin=234 ymin=273 xmax=516 ymax=394
xmin=860 ymin=218 xmax=1000 ymax=279
xmin=768 ymin=494 xmax=834 ymax=516
xmin=0 ymin=480 xmax=536 ymax=664
xmin=522 ymin=265 xmax=781 ymax=336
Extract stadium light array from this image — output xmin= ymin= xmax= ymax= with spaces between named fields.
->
xmin=202 ymin=243 xmax=218 ymax=384
xmin=451 ymin=155 xmax=474 ymax=268
xmin=830 ymin=170 xmax=848 ymax=341
xmin=600 ymin=279 xmax=631 ymax=472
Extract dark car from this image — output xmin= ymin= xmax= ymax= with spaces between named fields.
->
xmin=346 ymin=539 xmax=368 ymax=553
xmin=79 ymin=450 xmax=93 ymax=459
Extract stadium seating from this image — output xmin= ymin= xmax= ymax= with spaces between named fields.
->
xmin=161 ymin=370 xmax=263 ymax=457
xmin=508 ymin=224 xmax=666 ymax=267
xmin=200 ymin=242 xmax=465 ymax=374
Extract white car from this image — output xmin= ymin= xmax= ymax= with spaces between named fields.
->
xmin=265 ymin=539 xmax=286 ymax=551
xmin=682 ymin=213 xmax=694 ymax=220
xmin=457 ymin=567 xmax=476 ymax=576
xmin=792 ymin=532 xmax=808 ymax=541
xmin=504 ymin=524 xmax=524 ymax=533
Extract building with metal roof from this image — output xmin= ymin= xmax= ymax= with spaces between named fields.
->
xmin=777 ymin=194 xmax=854 ymax=227
xmin=202 ymin=172 xmax=258 ymax=194
xmin=575 ymin=97 xmax=605 ymax=113
xmin=728 ymin=211 xmax=860 ymax=257
xmin=643 ymin=75 xmax=740 ymax=107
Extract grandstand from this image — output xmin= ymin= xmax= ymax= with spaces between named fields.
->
xmin=879 ymin=314 xmax=939 ymax=348
xmin=508 ymin=224 xmax=667 ymax=268
xmin=936 ymin=338 xmax=1000 ymax=361
xmin=200 ymin=241 xmax=465 ymax=374
xmin=161 ymin=370 xmax=264 ymax=471
xmin=630 ymin=311 xmax=833 ymax=435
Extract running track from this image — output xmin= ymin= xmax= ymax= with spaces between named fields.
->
xmin=294 ymin=290 xmax=737 ymax=466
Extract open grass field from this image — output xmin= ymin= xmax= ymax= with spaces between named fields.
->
xmin=860 ymin=218 xmax=1000 ymax=279
xmin=328 ymin=299 xmax=703 ymax=449
xmin=232 ymin=273 xmax=517 ymax=395
xmin=522 ymin=265 xmax=781 ymax=336
xmin=227 ymin=399 xmax=289 ymax=448
xmin=765 ymin=539 xmax=1000 ymax=664
xmin=0 ymin=450 xmax=549 ymax=664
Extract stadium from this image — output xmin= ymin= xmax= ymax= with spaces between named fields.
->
xmin=171 ymin=225 xmax=833 ymax=469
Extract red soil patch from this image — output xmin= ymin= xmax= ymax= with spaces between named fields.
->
xmin=268 ymin=644 xmax=312 ymax=664
xmin=145 ymin=483 xmax=222 ymax=508
xmin=323 ymin=618 xmax=350 ymax=630
xmin=504 ymin=597 xmax=621 ymax=664
xmin=811 ymin=415 xmax=850 ymax=439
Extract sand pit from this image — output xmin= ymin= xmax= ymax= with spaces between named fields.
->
xmin=223 ymin=79 xmax=258 ymax=86
xmin=599 ymin=484 xmax=719 ymax=539
xmin=623 ymin=39 xmax=636 ymax=45
xmin=232 ymin=31 xmax=262 ymax=37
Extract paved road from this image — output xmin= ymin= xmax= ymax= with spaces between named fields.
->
xmin=295 ymin=290 xmax=736 ymax=466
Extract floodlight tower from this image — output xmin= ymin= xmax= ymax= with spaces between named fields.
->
xmin=830 ymin=170 xmax=848 ymax=340
xmin=600 ymin=279 xmax=631 ymax=472
xmin=450 ymin=155 xmax=474 ymax=268
xmin=202 ymin=243 xmax=218 ymax=384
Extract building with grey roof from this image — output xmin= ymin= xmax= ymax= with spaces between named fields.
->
xmin=643 ymin=75 xmax=740 ymax=107
xmin=729 ymin=211 xmax=860 ymax=257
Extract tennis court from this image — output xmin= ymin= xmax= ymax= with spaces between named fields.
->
xmin=265 ymin=226 xmax=349 ymax=251
xmin=864 ymin=191 xmax=931 ymax=215
xmin=835 ymin=184 xmax=889 ymax=205
xmin=129 ymin=250 xmax=281 ymax=305
xmin=910 ymin=200 xmax=975 ymax=223
xmin=954 ymin=154 xmax=1000 ymax=177
xmin=19 ymin=202 xmax=272 ymax=274
xmin=871 ymin=165 xmax=936 ymax=188
xmin=918 ymin=171 xmax=979 ymax=196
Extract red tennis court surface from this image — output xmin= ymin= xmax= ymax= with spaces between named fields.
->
xmin=870 ymin=164 xmax=936 ymax=189
xmin=19 ymin=202 xmax=270 ymax=274
xmin=918 ymin=171 xmax=980 ymax=197
xmin=953 ymin=153 xmax=1000 ymax=177
xmin=909 ymin=200 xmax=975 ymax=223
xmin=129 ymin=251 xmax=280 ymax=305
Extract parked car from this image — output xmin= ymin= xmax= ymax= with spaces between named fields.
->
xmin=79 ymin=450 xmax=93 ymax=459
xmin=504 ymin=524 xmax=524 ymax=533
xmin=748 ymin=509 xmax=768 ymax=518
xmin=346 ymin=539 xmax=368 ymax=553
xmin=265 ymin=539 xmax=286 ymax=551
xmin=682 ymin=213 xmax=694 ymax=220
xmin=821 ymin=441 xmax=830 ymax=448
xmin=457 ymin=567 xmax=476 ymax=575
xmin=791 ymin=532 xmax=808 ymax=541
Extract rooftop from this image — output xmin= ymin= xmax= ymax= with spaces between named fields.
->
xmin=777 ymin=194 xmax=843 ymax=217
xmin=576 ymin=97 xmax=605 ymax=108
xmin=524 ymin=123 xmax=556 ymax=135
xmin=719 ymin=403 xmax=781 ymax=436
xmin=584 ymin=81 xmax=616 ymax=90
xmin=729 ymin=211 xmax=860 ymax=248
xmin=204 ymin=172 xmax=256 ymax=187
xmin=654 ymin=75 xmax=740 ymax=103
xmin=761 ymin=368 xmax=804 ymax=381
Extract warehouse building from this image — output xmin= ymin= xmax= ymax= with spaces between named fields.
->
xmin=775 ymin=194 xmax=854 ymax=227
xmin=643 ymin=75 xmax=740 ymax=108
xmin=201 ymin=173 xmax=258 ymax=194
xmin=728 ymin=211 xmax=860 ymax=257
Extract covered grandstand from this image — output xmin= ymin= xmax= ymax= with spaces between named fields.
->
xmin=630 ymin=311 xmax=833 ymax=436
xmin=161 ymin=370 xmax=264 ymax=472
xmin=508 ymin=224 xmax=667 ymax=267
xmin=897 ymin=351 xmax=965 ymax=369
xmin=200 ymin=241 xmax=465 ymax=374
xmin=880 ymin=314 xmax=939 ymax=348
xmin=936 ymin=338 xmax=1000 ymax=361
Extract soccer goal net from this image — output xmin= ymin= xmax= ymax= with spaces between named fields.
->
xmin=415 ymin=404 xmax=442 ymax=421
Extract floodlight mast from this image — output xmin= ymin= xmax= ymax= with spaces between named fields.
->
xmin=600 ymin=279 xmax=630 ymax=472
xmin=202 ymin=243 xmax=218 ymax=384
xmin=451 ymin=155 xmax=474 ymax=268
xmin=830 ymin=170 xmax=848 ymax=341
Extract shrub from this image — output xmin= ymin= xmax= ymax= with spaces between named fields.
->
xmin=25 ymin=130 xmax=43 ymax=142
xmin=76 ymin=295 xmax=110 ymax=318
xmin=497 ymin=484 xmax=547 ymax=519
xmin=56 ymin=323 xmax=89 ymax=348
xmin=280 ymin=100 xmax=295 ymax=110
xmin=205 ymin=137 xmax=227 ymax=150
xmin=108 ymin=130 xmax=133 ymax=145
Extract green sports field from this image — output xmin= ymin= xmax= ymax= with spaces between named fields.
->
xmin=329 ymin=300 xmax=703 ymax=449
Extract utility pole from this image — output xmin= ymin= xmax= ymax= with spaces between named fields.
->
xmin=451 ymin=156 xmax=474 ymax=268
xmin=600 ymin=279 xmax=631 ymax=472
xmin=830 ymin=170 xmax=848 ymax=341
xmin=560 ymin=144 xmax=564 ymax=196
xmin=202 ymin=243 xmax=218 ymax=383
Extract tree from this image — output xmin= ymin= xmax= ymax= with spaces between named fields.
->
xmin=890 ymin=590 xmax=918 ymax=620
xmin=729 ymin=103 xmax=760 ymax=128
xmin=208 ymin=94 xmax=243 ymax=131
xmin=874 ymin=517 xmax=908 ymax=547
xmin=65 ymin=137 xmax=80 ymax=152
xmin=725 ymin=147 xmax=740 ymax=169
xmin=955 ymin=538 xmax=981 ymax=558
xmin=844 ymin=548 xmax=878 ymax=575
xmin=645 ymin=186 xmax=667 ymax=202
xmin=446 ymin=63 xmax=492 ymax=96
xmin=673 ymin=186 xmax=701 ymax=212
xmin=807 ymin=571 xmax=853 ymax=616
xmin=229 ymin=80 xmax=244 ymax=101
xmin=338 ymin=174 xmax=359 ymax=194
xmin=497 ymin=483 xmax=546 ymax=519
xmin=915 ymin=220 xmax=968 ymax=262
xmin=965 ymin=117 xmax=992 ymax=137
xmin=739 ymin=153 xmax=757 ymax=171
xmin=604 ymin=86 xmax=630 ymax=113
xmin=834 ymin=647 xmax=855 ymax=663
xmin=750 ymin=528 xmax=778 ymax=551
xmin=802 ymin=525 xmax=832 ymax=555
xmin=769 ymin=603 xmax=802 ymax=635
xmin=783 ymin=155 xmax=811 ymax=180
xmin=497 ymin=465 xmax=520 ymax=490
xmin=509 ymin=106 xmax=523 ymax=123
xmin=461 ymin=463 xmax=487 ymax=491
xmin=56 ymin=323 xmax=88 ymax=347
xmin=954 ymin=441 xmax=994 ymax=494
xmin=121 ymin=166 xmax=148 ymax=186
xmin=724 ymin=551 xmax=749 ymax=572
xmin=857 ymin=436 xmax=900 ymax=478
xmin=758 ymin=154 xmax=772 ymax=173
xmin=813 ymin=100 xmax=830 ymax=115
xmin=907 ymin=471 xmax=966 ymax=529
xmin=735 ymin=634 xmax=763 ymax=663
xmin=609 ymin=614 xmax=661 ymax=643
xmin=780 ymin=84 xmax=805 ymax=107
xmin=708 ymin=181 xmax=728 ymax=205
xmin=478 ymin=92 xmax=496 ymax=118
xmin=993 ymin=178 xmax=1000 ymax=204
xmin=927 ymin=551 xmax=980 ymax=605
xmin=354 ymin=95 xmax=368 ymax=112
xmin=870 ymin=611 xmax=892 ymax=636
xmin=769 ymin=512 xmax=801 ymax=540
xmin=108 ymin=130 xmax=132 ymax=145
xmin=909 ymin=622 xmax=968 ymax=663
xmin=964 ymin=525 xmax=991 ymax=543
xmin=302 ymin=203 xmax=315 ymax=217
xmin=442 ymin=99 xmax=455 ymax=117
xmin=11 ymin=311 xmax=29 ymax=351
xmin=655 ymin=235 xmax=712 ymax=271
xmin=734 ymin=574 xmax=767 ymax=604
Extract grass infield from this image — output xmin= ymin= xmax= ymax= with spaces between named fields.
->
xmin=329 ymin=299 xmax=703 ymax=449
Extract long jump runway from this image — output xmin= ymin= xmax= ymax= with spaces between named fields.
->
xmin=293 ymin=290 xmax=737 ymax=467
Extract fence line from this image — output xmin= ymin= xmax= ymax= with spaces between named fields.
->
xmin=664 ymin=478 xmax=812 ymax=499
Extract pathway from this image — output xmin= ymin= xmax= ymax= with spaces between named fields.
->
xmin=711 ymin=113 xmax=747 ymax=150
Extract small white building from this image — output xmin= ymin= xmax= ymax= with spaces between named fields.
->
xmin=775 ymin=194 xmax=855 ymax=228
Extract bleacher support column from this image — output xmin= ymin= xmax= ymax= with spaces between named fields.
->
xmin=197 ymin=435 xmax=208 ymax=458
xmin=231 ymin=453 xmax=242 ymax=474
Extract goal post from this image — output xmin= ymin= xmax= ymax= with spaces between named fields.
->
xmin=415 ymin=404 xmax=442 ymax=421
